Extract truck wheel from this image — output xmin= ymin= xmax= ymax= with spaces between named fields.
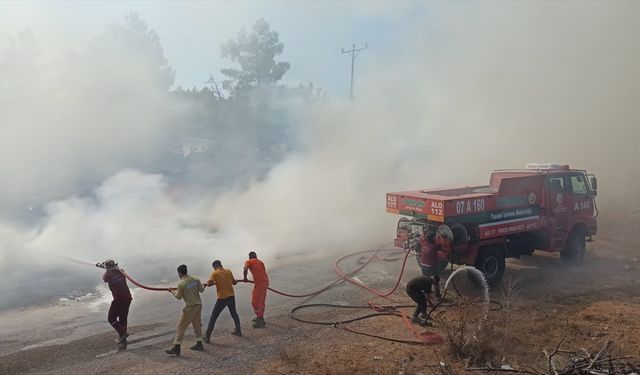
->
xmin=561 ymin=230 xmax=586 ymax=263
xmin=475 ymin=247 xmax=506 ymax=287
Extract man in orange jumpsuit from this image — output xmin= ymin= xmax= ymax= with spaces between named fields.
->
xmin=243 ymin=251 xmax=269 ymax=328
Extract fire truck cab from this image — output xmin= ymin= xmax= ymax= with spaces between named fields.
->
xmin=386 ymin=164 xmax=598 ymax=286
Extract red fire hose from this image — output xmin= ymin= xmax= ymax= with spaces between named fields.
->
xmin=117 ymin=247 xmax=398 ymax=297
xmin=250 ymin=247 xmax=386 ymax=298
xmin=119 ymin=247 xmax=402 ymax=296
xmin=112 ymin=248 xmax=450 ymax=346
xmin=120 ymin=270 xmax=173 ymax=292
xmin=332 ymin=247 xmax=412 ymax=300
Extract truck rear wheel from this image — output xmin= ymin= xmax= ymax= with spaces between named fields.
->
xmin=561 ymin=230 xmax=586 ymax=263
xmin=474 ymin=246 xmax=505 ymax=287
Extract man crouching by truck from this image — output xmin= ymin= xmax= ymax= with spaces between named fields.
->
xmin=405 ymin=275 xmax=434 ymax=326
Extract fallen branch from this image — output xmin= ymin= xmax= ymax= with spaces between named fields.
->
xmin=466 ymin=366 xmax=540 ymax=374
xmin=586 ymin=340 xmax=611 ymax=370
xmin=465 ymin=339 xmax=639 ymax=375
xmin=543 ymin=336 xmax=565 ymax=375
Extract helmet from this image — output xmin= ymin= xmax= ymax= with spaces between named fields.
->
xmin=104 ymin=259 xmax=118 ymax=271
xmin=437 ymin=225 xmax=454 ymax=242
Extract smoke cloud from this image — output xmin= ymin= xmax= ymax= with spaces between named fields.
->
xmin=210 ymin=2 xmax=640 ymax=256
xmin=0 ymin=16 xmax=181 ymax=214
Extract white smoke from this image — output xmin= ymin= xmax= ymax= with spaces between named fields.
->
xmin=209 ymin=2 xmax=640 ymax=256
xmin=0 ymin=170 xmax=257 ymax=308
xmin=0 ymin=16 xmax=180 ymax=213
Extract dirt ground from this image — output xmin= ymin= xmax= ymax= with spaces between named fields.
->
xmin=2 ymin=225 xmax=639 ymax=374
xmin=253 ymin=250 xmax=640 ymax=375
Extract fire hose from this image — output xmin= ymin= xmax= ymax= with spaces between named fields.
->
xmin=93 ymin=248 xmax=502 ymax=345
xmin=109 ymin=248 xmax=407 ymax=297
xmin=121 ymin=270 xmax=173 ymax=291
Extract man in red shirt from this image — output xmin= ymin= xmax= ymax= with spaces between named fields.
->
xmin=418 ymin=229 xmax=443 ymax=300
xmin=100 ymin=259 xmax=132 ymax=350
xmin=243 ymin=251 xmax=269 ymax=328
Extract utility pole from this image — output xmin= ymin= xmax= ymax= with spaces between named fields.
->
xmin=341 ymin=43 xmax=367 ymax=100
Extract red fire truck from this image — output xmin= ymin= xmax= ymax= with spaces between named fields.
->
xmin=386 ymin=164 xmax=598 ymax=285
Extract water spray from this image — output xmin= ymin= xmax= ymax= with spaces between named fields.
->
xmin=54 ymin=254 xmax=173 ymax=291
xmin=51 ymin=254 xmax=100 ymax=267
xmin=434 ymin=265 xmax=490 ymax=340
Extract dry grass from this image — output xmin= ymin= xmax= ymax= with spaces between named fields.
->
xmin=436 ymin=297 xmax=497 ymax=366
xmin=500 ymin=276 xmax=522 ymax=360
xmin=256 ymin=252 xmax=640 ymax=375
xmin=278 ymin=348 xmax=302 ymax=365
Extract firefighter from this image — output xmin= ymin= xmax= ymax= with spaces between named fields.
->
xmin=405 ymin=275 xmax=434 ymax=326
xmin=100 ymin=259 xmax=132 ymax=350
xmin=418 ymin=228 xmax=443 ymax=299
xmin=165 ymin=264 xmax=205 ymax=356
xmin=204 ymin=260 xmax=242 ymax=343
xmin=242 ymin=251 xmax=269 ymax=328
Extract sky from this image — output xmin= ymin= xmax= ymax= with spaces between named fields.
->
xmin=0 ymin=0 xmax=430 ymax=98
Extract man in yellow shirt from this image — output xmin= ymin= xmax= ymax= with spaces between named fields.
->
xmin=204 ymin=260 xmax=242 ymax=343
xmin=165 ymin=264 xmax=205 ymax=356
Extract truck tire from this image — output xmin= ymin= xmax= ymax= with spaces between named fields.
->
xmin=474 ymin=246 xmax=506 ymax=287
xmin=561 ymin=230 xmax=586 ymax=263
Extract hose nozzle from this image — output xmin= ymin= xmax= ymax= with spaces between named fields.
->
xmin=96 ymin=262 xmax=106 ymax=269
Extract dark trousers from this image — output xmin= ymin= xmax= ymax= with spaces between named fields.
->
xmin=108 ymin=298 xmax=132 ymax=336
xmin=406 ymin=276 xmax=432 ymax=316
xmin=206 ymin=296 xmax=241 ymax=335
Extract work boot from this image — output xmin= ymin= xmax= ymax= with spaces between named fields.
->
xmin=190 ymin=341 xmax=204 ymax=351
xmin=411 ymin=313 xmax=421 ymax=324
xmin=117 ymin=341 xmax=127 ymax=352
xmin=165 ymin=344 xmax=181 ymax=356
xmin=231 ymin=329 xmax=242 ymax=337
xmin=252 ymin=317 xmax=266 ymax=328
xmin=419 ymin=318 xmax=433 ymax=327
xmin=411 ymin=307 xmax=422 ymax=324
xmin=116 ymin=333 xmax=129 ymax=344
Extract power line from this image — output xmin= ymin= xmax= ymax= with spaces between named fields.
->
xmin=341 ymin=43 xmax=367 ymax=100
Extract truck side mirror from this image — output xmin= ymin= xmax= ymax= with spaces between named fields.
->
xmin=590 ymin=176 xmax=598 ymax=191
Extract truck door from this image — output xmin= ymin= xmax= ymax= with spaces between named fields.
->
xmin=546 ymin=174 xmax=570 ymax=249
xmin=564 ymin=172 xmax=594 ymax=219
